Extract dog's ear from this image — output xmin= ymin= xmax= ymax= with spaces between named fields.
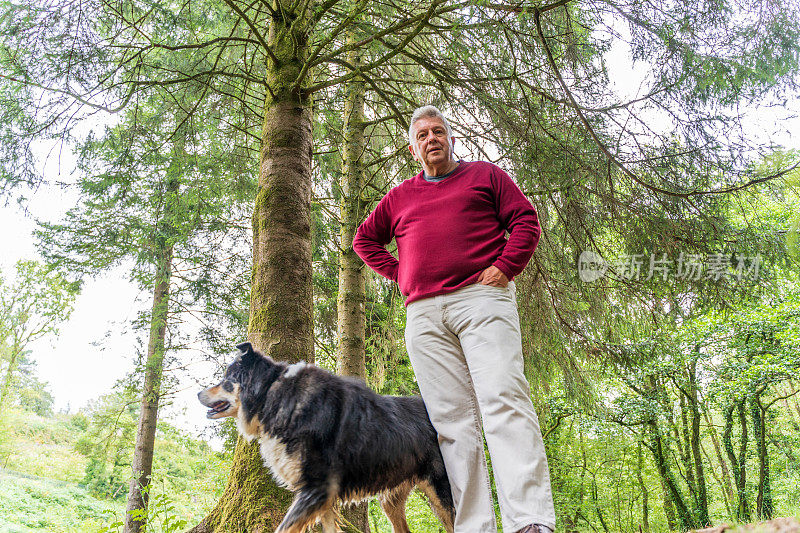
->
xmin=236 ymin=342 xmax=255 ymax=358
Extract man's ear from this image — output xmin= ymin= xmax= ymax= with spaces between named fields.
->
xmin=409 ymin=143 xmax=419 ymax=162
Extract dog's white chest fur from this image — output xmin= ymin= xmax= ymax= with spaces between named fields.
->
xmin=259 ymin=435 xmax=303 ymax=490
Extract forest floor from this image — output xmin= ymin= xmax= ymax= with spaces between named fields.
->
xmin=695 ymin=518 xmax=800 ymax=533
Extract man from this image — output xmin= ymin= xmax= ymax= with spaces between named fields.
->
xmin=353 ymin=105 xmax=556 ymax=533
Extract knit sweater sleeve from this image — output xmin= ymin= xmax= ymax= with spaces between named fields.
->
xmin=490 ymin=166 xmax=541 ymax=279
xmin=353 ymin=193 xmax=400 ymax=282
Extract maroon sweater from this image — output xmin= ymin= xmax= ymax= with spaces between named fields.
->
xmin=353 ymin=160 xmax=541 ymax=305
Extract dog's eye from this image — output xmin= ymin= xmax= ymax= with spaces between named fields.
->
xmin=222 ymin=380 xmax=234 ymax=393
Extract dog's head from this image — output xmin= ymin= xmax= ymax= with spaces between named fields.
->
xmin=198 ymin=341 xmax=258 ymax=420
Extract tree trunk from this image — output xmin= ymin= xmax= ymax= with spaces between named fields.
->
xmin=569 ymin=430 xmax=588 ymax=533
xmin=687 ymin=359 xmax=710 ymax=525
xmin=751 ymin=395 xmax=773 ymax=520
xmin=723 ymin=401 xmax=750 ymax=521
xmin=591 ymin=476 xmax=609 ymax=533
xmin=0 ymin=341 xmax=21 ymax=410
xmin=678 ymin=392 xmax=698 ymax=509
xmin=123 ymin=241 xmax=174 ymax=533
xmin=336 ymin=40 xmax=368 ymax=384
xmin=701 ymin=439 xmax=732 ymax=516
xmin=736 ymin=401 xmax=750 ymax=521
xmin=636 ymin=441 xmax=650 ymax=532
xmin=188 ymin=3 xmax=314 ymax=532
xmin=703 ymin=408 xmax=736 ymax=515
xmin=646 ymin=419 xmax=697 ymax=530
xmin=647 ymin=376 xmax=696 ymax=530
xmin=335 ymin=32 xmax=371 ymax=533
xmin=123 ymin=118 xmax=188 ymax=531
xmin=659 ymin=474 xmax=677 ymax=531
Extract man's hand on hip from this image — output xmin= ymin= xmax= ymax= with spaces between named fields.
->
xmin=477 ymin=265 xmax=509 ymax=287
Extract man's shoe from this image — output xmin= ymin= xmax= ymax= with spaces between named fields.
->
xmin=516 ymin=525 xmax=554 ymax=533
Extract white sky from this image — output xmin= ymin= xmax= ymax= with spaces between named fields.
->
xmin=2 ymin=29 xmax=800 ymax=445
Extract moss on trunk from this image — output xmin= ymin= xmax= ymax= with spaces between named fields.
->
xmin=188 ymin=1 xmax=314 ymax=531
xmin=335 ymin=35 xmax=370 ymax=533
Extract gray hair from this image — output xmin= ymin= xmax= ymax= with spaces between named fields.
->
xmin=408 ymin=105 xmax=454 ymax=146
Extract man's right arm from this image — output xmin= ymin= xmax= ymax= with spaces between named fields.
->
xmin=353 ymin=195 xmax=400 ymax=282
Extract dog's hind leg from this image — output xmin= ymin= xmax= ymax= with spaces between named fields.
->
xmin=379 ymin=481 xmax=412 ymax=533
xmin=276 ymin=487 xmax=331 ymax=533
xmin=418 ymin=478 xmax=455 ymax=533
xmin=319 ymin=507 xmax=340 ymax=533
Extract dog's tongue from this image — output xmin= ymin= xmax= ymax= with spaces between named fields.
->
xmin=207 ymin=401 xmax=229 ymax=417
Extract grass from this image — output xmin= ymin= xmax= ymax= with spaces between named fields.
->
xmin=0 ymin=407 xmax=225 ymax=532
xmin=0 ymin=409 xmax=87 ymax=483
xmin=367 ymin=490 xmax=447 ymax=533
xmin=0 ymin=469 xmax=121 ymax=532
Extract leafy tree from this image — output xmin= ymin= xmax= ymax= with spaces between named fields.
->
xmin=0 ymin=260 xmax=78 ymax=410
xmin=10 ymin=353 xmax=55 ymax=416
xmin=706 ymin=291 xmax=800 ymax=520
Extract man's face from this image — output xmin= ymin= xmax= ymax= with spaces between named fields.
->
xmin=409 ymin=116 xmax=455 ymax=170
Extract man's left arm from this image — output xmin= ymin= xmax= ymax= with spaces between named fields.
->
xmin=484 ymin=166 xmax=541 ymax=285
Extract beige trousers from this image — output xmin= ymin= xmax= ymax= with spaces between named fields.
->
xmin=405 ymin=282 xmax=556 ymax=532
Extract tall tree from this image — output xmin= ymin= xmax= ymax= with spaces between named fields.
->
xmin=122 ymin=114 xmax=183 ymax=533
xmin=332 ymin=30 xmax=372 ymax=533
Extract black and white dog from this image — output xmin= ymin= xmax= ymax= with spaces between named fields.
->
xmin=198 ymin=342 xmax=455 ymax=533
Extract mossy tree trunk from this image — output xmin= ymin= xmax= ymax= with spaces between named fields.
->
xmin=646 ymin=419 xmax=697 ymax=530
xmin=336 ymin=38 xmax=367 ymax=382
xmin=335 ymin=33 xmax=370 ymax=533
xmin=646 ymin=376 xmax=696 ymax=529
xmin=124 ymin=241 xmax=174 ymax=533
xmin=659 ymin=474 xmax=677 ymax=531
xmin=188 ymin=2 xmax=314 ymax=532
xmin=687 ymin=358 xmax=710 ymax=525
xmin=723 ymin=401 xmax=751 ymax=522
xmin=677 ymin=392 xmax=699 ymax=506
xmin=636 ymin=441 xmax=650 ymax=532
xmin=703 ymin=408 xmax=737 ymax=515
xmin=751 ymin=394 xmax=773 ymax=520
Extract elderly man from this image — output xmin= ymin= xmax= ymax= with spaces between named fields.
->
xmin=353 ymin=105 xmax=555 ymax=533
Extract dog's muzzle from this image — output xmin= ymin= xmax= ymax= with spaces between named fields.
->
xmin=198 ymin=388 xmax=234 ymax=419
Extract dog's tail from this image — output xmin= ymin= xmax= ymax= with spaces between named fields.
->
xmin=276 ymin=485 xmax=331 ymax=533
